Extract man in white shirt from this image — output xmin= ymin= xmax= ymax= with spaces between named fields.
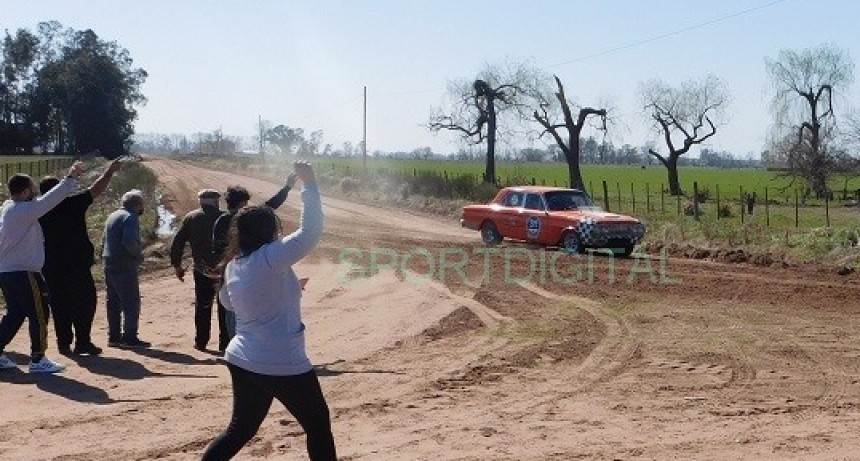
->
xmin=0 ymin=161 xmax=84 ymax=373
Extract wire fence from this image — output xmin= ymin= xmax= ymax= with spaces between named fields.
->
xmin=0 ymin=157 xmax=77 ymax=185
xmin=309 ymin=162 xmax=860 ymax=229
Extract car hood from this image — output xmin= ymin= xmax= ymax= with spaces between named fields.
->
xmin=550 ymin=209 xmax=640 ymax=223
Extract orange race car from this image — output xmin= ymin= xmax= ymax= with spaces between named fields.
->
xmin=460 ymin=186 xmax=646 ymax=256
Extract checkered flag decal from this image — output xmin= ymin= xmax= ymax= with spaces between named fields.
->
xmin=578 ymin=217 xmax=597 ymax=246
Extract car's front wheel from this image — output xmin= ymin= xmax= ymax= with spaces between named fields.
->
xmin=480 ymin=221 xmax=502 ymax=245
xmin=560 ymin=231 xmax=583 ymax=254
xmin=620 ymin=244 xmax=635 ymax=258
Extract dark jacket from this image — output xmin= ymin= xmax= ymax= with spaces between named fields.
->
xmin=170 ymin=205 xmax=222 ymax=271
xmin=212 ymin=184 xmax=291 ymax=263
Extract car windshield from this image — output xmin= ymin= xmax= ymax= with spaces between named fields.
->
xmin=544 ymin=190 xmax=597 ymax=211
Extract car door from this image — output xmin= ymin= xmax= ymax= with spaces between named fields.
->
xmin=521 ymin=193 xmax=548 ymax=242
xmin=496 ymin=190 xmax=525 ymax=239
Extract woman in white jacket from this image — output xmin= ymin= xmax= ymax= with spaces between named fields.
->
xmin=202 ymin=162 xmax=335 ymax=461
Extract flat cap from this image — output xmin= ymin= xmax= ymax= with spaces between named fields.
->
xmin=197 ymin=189 xmax=221 ymax=199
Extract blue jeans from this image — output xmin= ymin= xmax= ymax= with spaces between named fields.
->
xmin=104 ymin=268 xmax=141 ymax=341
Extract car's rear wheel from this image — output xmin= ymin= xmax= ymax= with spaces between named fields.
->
xmin=561 ymin=231 xmax=583 ymax=254
xmin=480 ymin=221 xmax=502 ymax=245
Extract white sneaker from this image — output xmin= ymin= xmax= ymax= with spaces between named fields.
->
xmin=28 ymin=356 xmax=65 ymax=374
xmin=0 ymin=354 xmax=17 ymax=370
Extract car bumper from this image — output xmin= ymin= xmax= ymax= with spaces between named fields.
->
xmin=582 ymin=230 xmax=646 ymax=248
xmin=461 ymin=219 xmax=481 ymax=230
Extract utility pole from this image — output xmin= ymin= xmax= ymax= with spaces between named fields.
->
xmin=362 ymin=86 xmax=367 ymax=173
xmin=361 ymin=85 xmax=367 ymax=174
xmin=259 ymin=115 xmax=264 ymax=155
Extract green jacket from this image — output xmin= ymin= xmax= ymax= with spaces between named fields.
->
xmin=169 ymin=205 xmax=222 ymax=271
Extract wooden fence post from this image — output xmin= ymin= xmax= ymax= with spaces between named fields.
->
xmin=825 ymin=189 xmax=830 ymax=227
xmin=794 ymin=189 xmax=799 ymax=227
xmin=693 ymin=182 xmax=700 ymax=221
xmin=715 ymin=184 xmax=721 ymax=220
xmin=646 ymin=182 xmax=651 ymax=212
xmin=631 ymin=182 xmax=636 ymax=213
xmin=676 ymin=191 xmax=681 ymax=216
xmin=661 ymin=183 xmax=665 ymax=213
xmin=602 ymin=181 xmax=610 ymax=212
xmin=616 ymin=182 xmax=621 ymax=212
xmin=765 ymin=187 xmax=770 ymax=227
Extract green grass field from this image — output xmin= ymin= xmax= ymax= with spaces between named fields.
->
xmin=0 ymin=155 xmax=74 ymax=185
xmin=303 ymin=157 xmax=860 ymax=203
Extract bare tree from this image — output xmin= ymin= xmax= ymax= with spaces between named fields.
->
xmin=533 ymin=75 xmax=608 ymax=190
xmin=766 ymin=44 xmax=854 ymax=197
xmin=429 ymin=62 xmax=542 ymax=183
xmin=844 ymin=109 xmax=860 ymax=151
xmin=641 ymin=74 xmax=729 ymax=195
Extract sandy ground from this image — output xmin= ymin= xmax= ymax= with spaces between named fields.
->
xmin=2 ymin=157 xmax=860 ymax=460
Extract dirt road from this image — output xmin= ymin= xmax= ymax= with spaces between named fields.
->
xmin=2 ymin=157 xmax=860 ymax=460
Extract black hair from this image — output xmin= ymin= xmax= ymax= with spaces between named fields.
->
xmin=8 ymin=174 xmax=33 ymax=195
xmin=219 ymin=206 xmax=282 ymax=270
xmin=224 ymin=186 xmax=251 ymax=208
xmin=39 ymin=176 xmax=60 ymax=195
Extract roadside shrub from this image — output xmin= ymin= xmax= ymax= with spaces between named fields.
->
xmin=471 ymin=181 xmax=500 ymax=203
xmin=410 ymin=171 xmax=452 ymax=198
xmin=695 ymin=186 xmax=710 ymax=203
xmin=683 ymin=200 xmax=703 ymax=217
xmin=340 ymin=177 xmax=359 ymax=194
xmin=718 ymin=204 xmax=733 ymax=218
xmin=449 ymin=173 xmax=478 ymax=198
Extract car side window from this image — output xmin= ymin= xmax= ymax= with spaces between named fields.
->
xmin=504 ymin=192 xmax=524 ymax=208
xmin=524 ymin=193 xmax=545 ymax=211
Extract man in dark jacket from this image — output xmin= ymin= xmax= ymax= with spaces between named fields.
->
xmin=39 ymin=158 xmax=122 ymax=356
xmin=170 ymin=189 xmax=224 ymax=351
xmin=211 ymin=174 xmax=295 ymax=350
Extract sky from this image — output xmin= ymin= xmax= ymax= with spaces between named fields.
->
xmin=2 ymin=0 xmax=859 ymax=157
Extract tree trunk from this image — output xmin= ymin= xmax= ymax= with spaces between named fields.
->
xmin=566 ymin=134 xmax=585 ymax=190
xmin=484 ymin=96 xmax=497 ymax=184
xmin=666 ymin=154 xmax=682 ymax=196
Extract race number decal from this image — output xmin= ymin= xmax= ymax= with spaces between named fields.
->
xmin=526 ymin=216 xmax=541 ymax=240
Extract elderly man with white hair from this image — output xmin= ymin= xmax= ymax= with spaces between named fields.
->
xmin=101 ymin=189 xmax=150 ymax=348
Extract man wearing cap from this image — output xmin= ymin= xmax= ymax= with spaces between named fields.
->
xmin=169 ymin=189 xmax=223 ymax=351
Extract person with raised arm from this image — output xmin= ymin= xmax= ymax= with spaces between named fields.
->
xmin=202 ymin=161 xmax=335 ymax=461
xmin=0 ymin=161 xmax=84 ymax=373
xmin=39 ymin=158 xmax=123 ymax=356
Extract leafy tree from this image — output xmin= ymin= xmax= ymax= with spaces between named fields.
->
xmin=28 ymin=27 xmax=147 ymax=156
xmin=0 ymin=28 xmax=40 ymax=152
xmin=266 ymin=124 xmax=305 ymax=155
xmin=766 ymin=44 xmax=854 ymax=197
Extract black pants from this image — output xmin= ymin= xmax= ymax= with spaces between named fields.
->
xmin=201 ymin=364 xmax=336 ymax=461
xmin=193 ymin=270 xmax=228 ymax=349
xmin=0 ymin=271 xmax=51 ymax=360
xmin=43 ymin=267 xmax=97 ymax=350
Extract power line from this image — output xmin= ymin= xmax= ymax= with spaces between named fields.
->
xmin=546 ymin=0 xmax=791 ymax=69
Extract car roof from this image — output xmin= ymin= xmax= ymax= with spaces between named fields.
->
xmin=503 ymin=186 xmax=586 ymax=194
